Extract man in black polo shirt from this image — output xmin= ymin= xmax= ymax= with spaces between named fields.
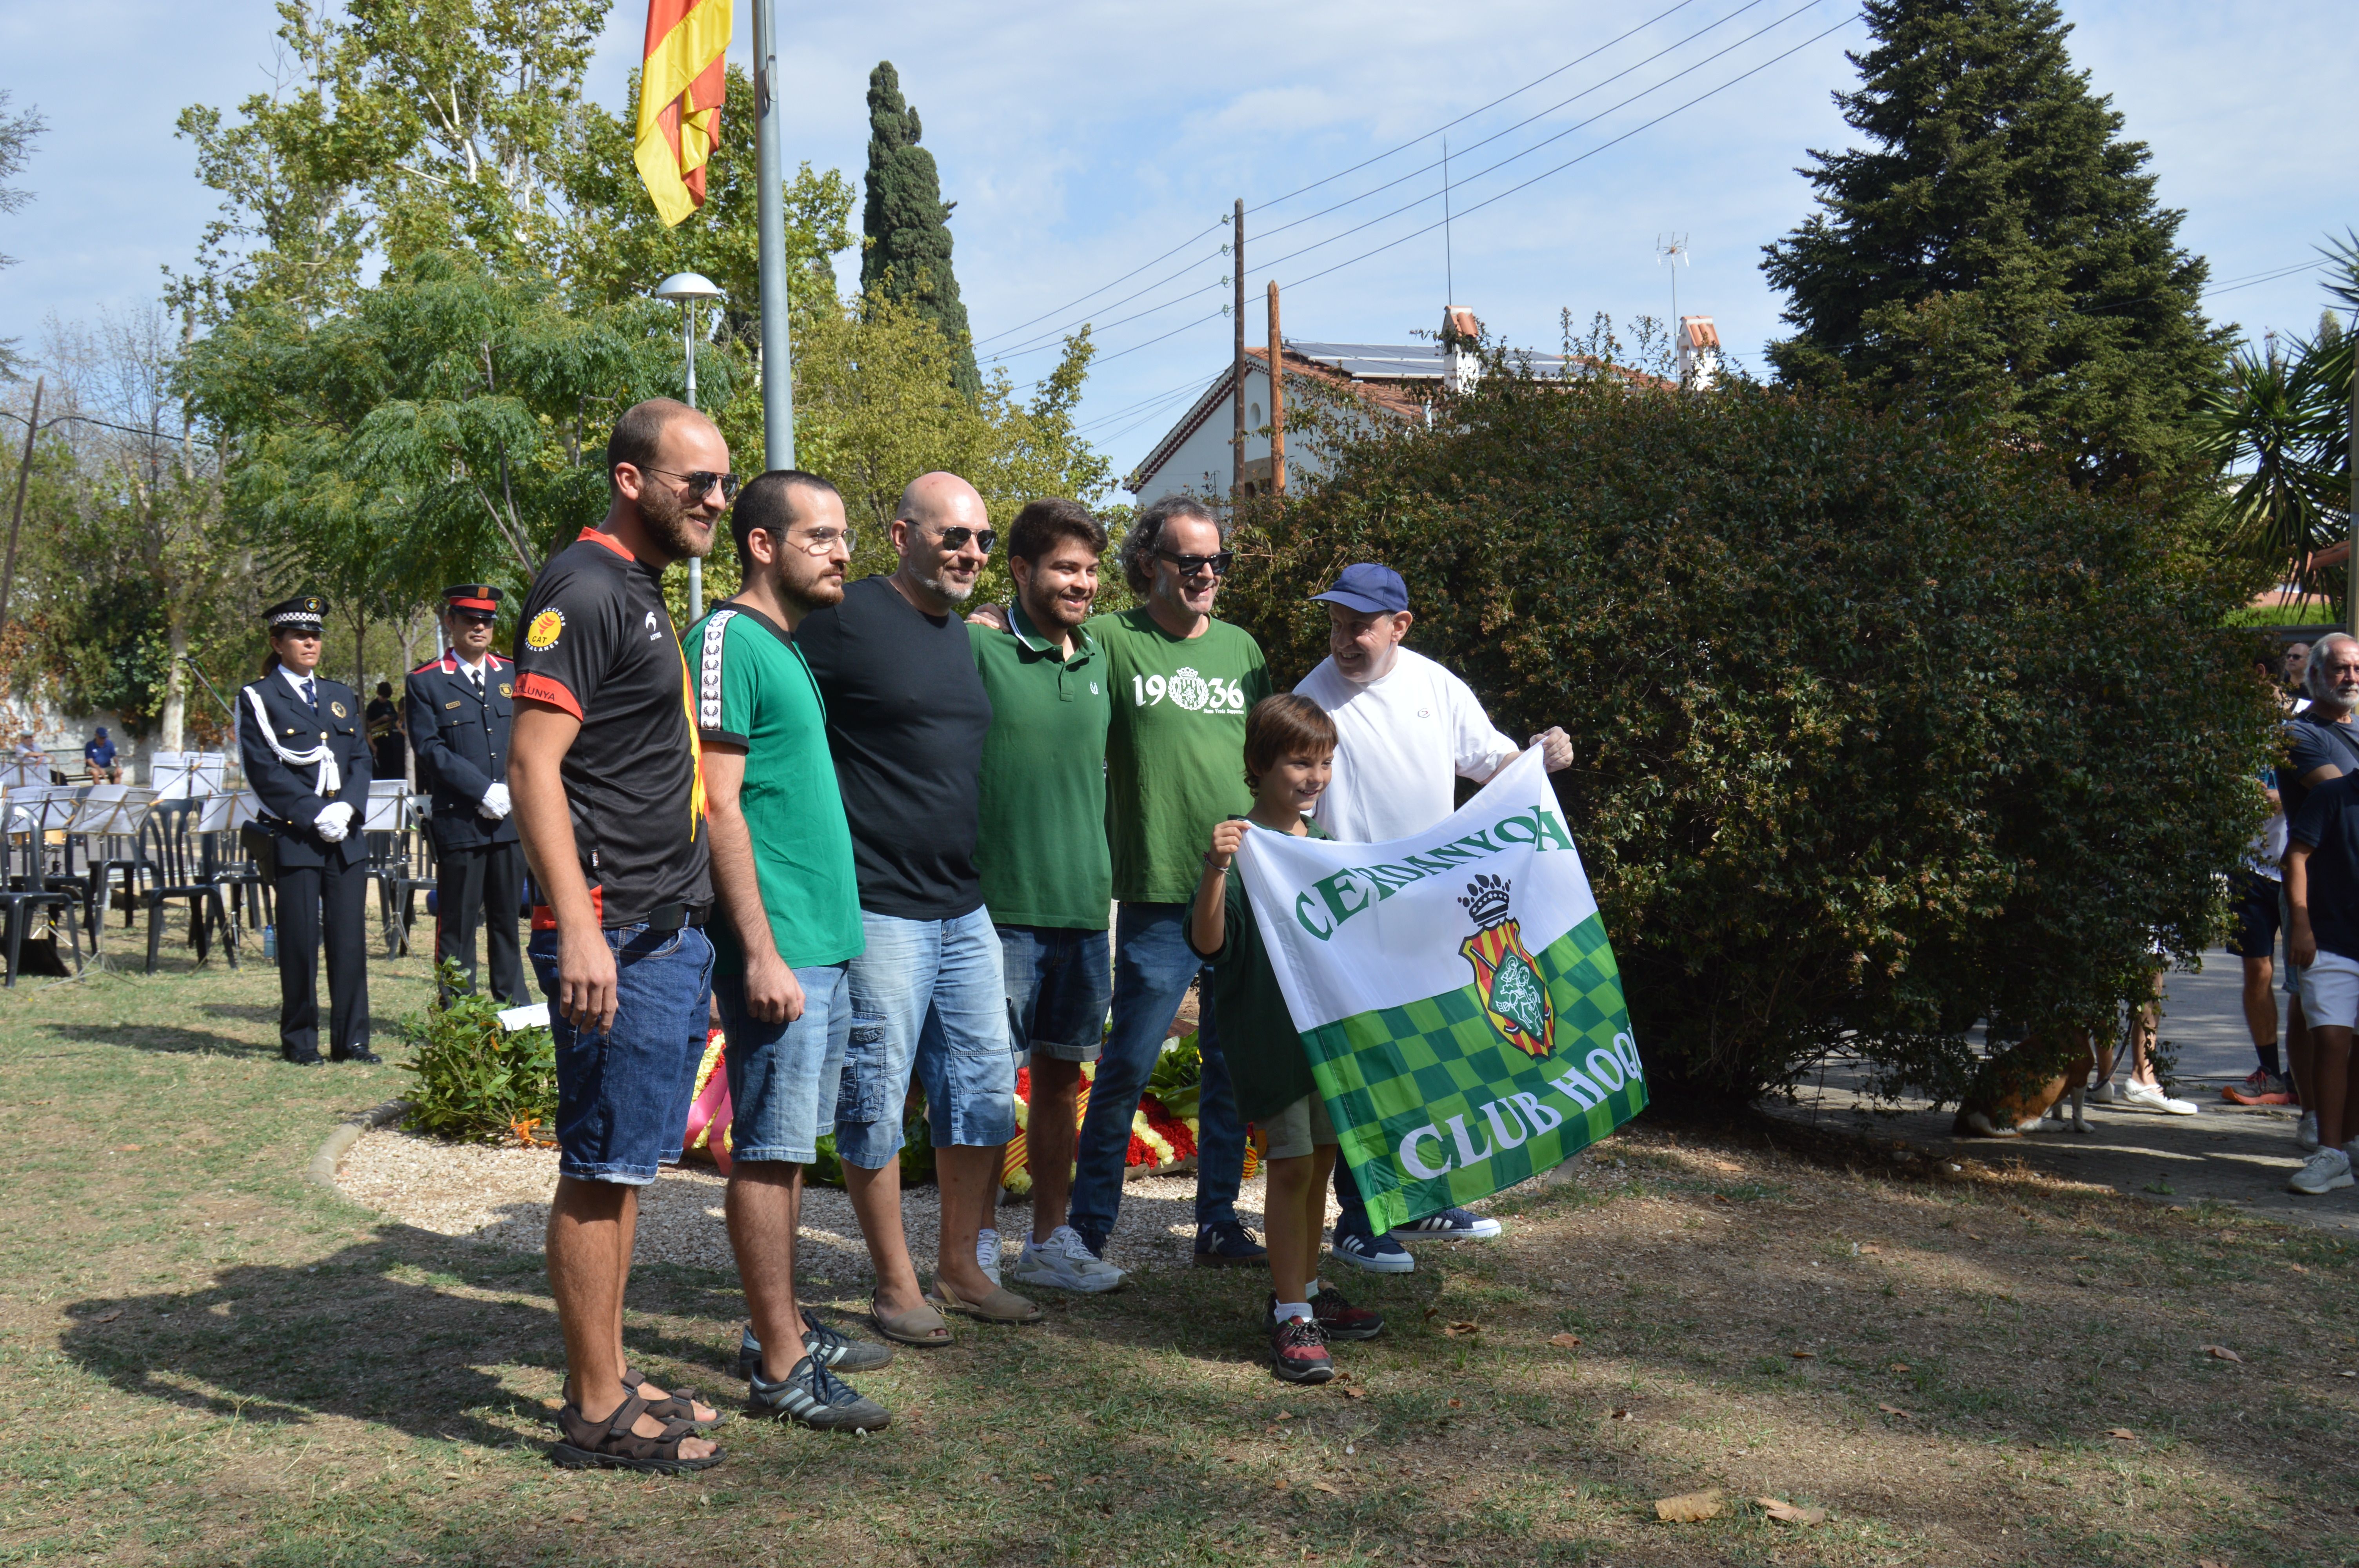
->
xmin=798 ymin=469 xmax=1039 ymax=1345
xmin=512 ymin=397 xmax=725 ymax=1473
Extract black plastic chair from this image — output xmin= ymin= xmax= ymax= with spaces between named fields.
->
xmin=138 ymin=799 xmax=236 ymax=974
xmin=1 ymin=803 xmax=85 ymax=985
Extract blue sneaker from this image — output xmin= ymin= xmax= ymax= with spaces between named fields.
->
xmin=746 ymin=1355 xmax=891 ymax=1432
xmin=1392 ymin=1206 xmax=1503 ymax=1240
xmin=1331 ymin=1214 xmax=1414 ymax=1273
xmin=1193 ymin=1219 xmax=1268 ymax=1267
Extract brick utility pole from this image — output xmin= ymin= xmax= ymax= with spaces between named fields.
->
xmin=1267 ymin=280 xmax=1286 ymax=498
xmin=1232 ymin=199 xmax=1245 ymax=501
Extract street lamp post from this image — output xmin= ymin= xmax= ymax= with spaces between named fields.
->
xmin=652 ymin=270 xmax=726 ymax=621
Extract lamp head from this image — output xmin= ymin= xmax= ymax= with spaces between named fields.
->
xmin=651 ymin=272 xmax=725 ymax=303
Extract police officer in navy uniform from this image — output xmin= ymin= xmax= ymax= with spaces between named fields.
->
xmin=406 ymin=583 xmax=524 ymax=1002
xmin=238 ymin=594 xmax=378 ymax=1066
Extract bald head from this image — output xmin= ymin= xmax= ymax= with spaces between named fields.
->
xmin=897 ymin=471 xmax=987 ymax=530
xmin=607 ymin=397 xmax=718 ymax=490
xmin=889 ymin=470 xmax=992 ymax=612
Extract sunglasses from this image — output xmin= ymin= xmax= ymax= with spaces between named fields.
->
xmin=1155 ymin=547 xmax=1233 ymax=578
xmin=759 ymin=524 xmax=859 ymax=557
xmin=643 ymin=467 xmax=741 ymax=503
xmin=934 ymin=526 xmax=997 ymax=554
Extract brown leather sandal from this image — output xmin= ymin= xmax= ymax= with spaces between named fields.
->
xmin=551 ymin=1393 xmax=725 ymax=1473
xmin=620 ymin=1368 xmax=729 ymax=1429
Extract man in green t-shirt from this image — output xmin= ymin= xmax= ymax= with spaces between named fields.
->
xmin=1073 ymin=495 xmax=1272 ymax=1265
xmin=689 ymin=470 xmax=891 ymax=1433
xmin=969 ymin=499 xmax=1124 ymax=1296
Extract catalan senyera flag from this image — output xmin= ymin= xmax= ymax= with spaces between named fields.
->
xmin=636 ymin=0 xmax=732 ymax=227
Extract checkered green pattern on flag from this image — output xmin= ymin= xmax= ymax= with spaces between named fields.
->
xmin=1234 ymin=748 xmax=1644 ymax=1232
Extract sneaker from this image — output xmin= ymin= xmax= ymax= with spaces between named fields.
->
xmin=977 ymin=1230 xmax=1002 ymax=1287
xmin=2223 ymin=1069 xmax=2294 ymax=1106
xmin=1194 ymin=1219 xmax=1268 ymax=1268
xmin=1390 ymin=1205 xmax=1505 ymax=1239
xmin=1307 ymin=1285 xmax=1384 ymax=1341
xmin=2287 ymin=1146 xmax=2355 ymax=1196
xmin=2120 ymin=1080 xmax=2198 ymax=1116
xmin=1268 ymin=1312 xmax=1334 ymax=1383
xmin=1331 ymin=1216 xmax=1414 ymax=1274
xmin=746 ymin=1354 xmax=892 ymax=1432
xmin=2298 ymin=1111 xmax=2321 ymax=1151
xmin=1006 ymin=1225 xmax=1126 ymax=1294
xmin=738 ymin=1310 xmax=895 ymax=1379
xmin=2088 ymin=1080 xmax=2118 ymax=1105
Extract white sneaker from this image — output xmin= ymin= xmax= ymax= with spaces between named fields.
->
xmin=977 ymin=1229 xmax=1002 ymax=1286
xmin=2088 ymin=1080 xmax=2117 ymax=1104
xmin=1005 ymin=1225 xmax=1125 ymax=1294
xmin=2287 ymin=1146 xmax=2355 ymax=1196
xmin=2298 ymin=1111 xmax=2321 ymax=1150
xmin=2121 ymin=1080 xmax=2197 ymax=1116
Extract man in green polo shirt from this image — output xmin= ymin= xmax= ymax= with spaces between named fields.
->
xmin=689 ymin=470 xmax=892 ymax=1432
xmin=969 ymin=499 xmax=1125 ymax=1295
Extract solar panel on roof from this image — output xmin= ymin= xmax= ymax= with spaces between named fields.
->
xmin=1289 ymin=341 xmax=1594 ymax=380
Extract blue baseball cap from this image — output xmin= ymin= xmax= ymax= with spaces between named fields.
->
xmin=1310 ymin=562 xmax=1410 ymax=615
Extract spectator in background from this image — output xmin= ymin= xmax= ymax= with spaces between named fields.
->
xmin=2280 ymin=634 xmax=2359 ymax=1150
xmin=366 ymin=681 xmax=407 ymax=783
xmin=2223 ymin=766 xmax=2295 ymax=1105
xmin=2284 ymin=641 xmax=2313 ymax=714
xmin=84 ymin=726 xmax=121 ymax=783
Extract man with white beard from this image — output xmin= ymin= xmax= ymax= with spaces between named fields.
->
xmin=1293 ymin=563 xmax=1576 ymax=1271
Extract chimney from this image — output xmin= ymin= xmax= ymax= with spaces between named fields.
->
xmin=1441 ymin=305 xmax=1483 ymax=394
xmin=1677 ymin=316 xmax=1721 ymax=389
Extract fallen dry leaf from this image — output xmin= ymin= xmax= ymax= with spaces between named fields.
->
xmin=1422 ymin=1307 xmax=1441 ymax=1321
xmin=1888 ymin=1363 xmax=1910 ymax=1373
xmin=1714 ymin=1193 xmax=1730 ymax=1203
xmin=1548 ymin=1333 xmax=1583 ymax=1348
xmin=2108 ymin=1428 xmax=2137 ymax=1442
xmin=1341 ymin=1387 xmax=1368 ymax=1399
xmin=1964 ymin=1232 xmax=1985 ymax=1241
xmin=1790 ymin=1349 xmax=1817 ymax=1359
xmin=1654 ymin=1488 xmax=1725 ymax=1523
xmin=1311 ymin=1482 xmax=1340 ymax=1495
xmin=1757 ymin=1497 xmax=1827 ymax=1526
xmin=1447 ymin=1397 xmax=1462 ymax=1408
xmin=563 ymin=1512 xmax=586 ymax=1525
xmin=2202 ymin=1345 xmax=2244 ymax=1363
xmin=1878 ymin=1404 xmax=1910 ymax=1418
xmin=1609 ymin=1408 xmax=1634 ymax=1420
xmin=1443 ymin=1321 xmax=1481 ymax=1338
xmin=92 ymin=1308 xmax=121 ymax=1324
xmin=1859 ymin=1244 xmax=1882 ymax=1255
xmin=1273 ymin=1478 xmax=1289 ymax=1491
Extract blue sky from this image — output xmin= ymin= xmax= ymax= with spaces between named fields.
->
xmin=3 ymin=0 xmax=2352 ymax=483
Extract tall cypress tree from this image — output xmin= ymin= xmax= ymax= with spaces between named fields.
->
xmin=860 ymin=61 xmax=980 ymax=399
xmin=1761 ymin=0 xmax=2227 ymax=489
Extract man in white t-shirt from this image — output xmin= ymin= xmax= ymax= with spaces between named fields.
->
xmin=1294 ymin=562 xmax=1574 ymax=1272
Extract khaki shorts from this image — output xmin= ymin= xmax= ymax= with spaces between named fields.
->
xmin=1264 ymin=1092 xmax=1337 ymax=1162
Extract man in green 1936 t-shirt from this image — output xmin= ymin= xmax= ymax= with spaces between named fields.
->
xmin=1073 ymin=495 xmax=1272 ymax=1265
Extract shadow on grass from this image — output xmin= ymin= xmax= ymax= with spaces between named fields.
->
xmin=49 ymin=1022 xmax=283 ymax=1058
xmin=55 ymin=1224 xmax=739 ymax=1449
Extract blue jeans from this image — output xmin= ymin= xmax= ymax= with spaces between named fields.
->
xmin=835 ymin=907 xmax=1014 ymax=1169
xmin=716 ymin=964 xmax=851 ymax=1166
xmin=1000 ymin=925 xmax=1111 ymax=1063
xmin=529 ymin=923 xmax=716 ymax=1186
xmin=1068 ymin=902 xmax=1245 ymax=1252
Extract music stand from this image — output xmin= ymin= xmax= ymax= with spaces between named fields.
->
xmin=191 ymin=752 xmax=227 ymax=795
xmin=0 ymin=759 xmax=46 ymax=791
xmin=150 ymin=751 xmax=191 ymax=799
xmin=194 ymin=790 xmax=262 ymax=833
xmin=363 ymin=780 xmax=412 ymax=833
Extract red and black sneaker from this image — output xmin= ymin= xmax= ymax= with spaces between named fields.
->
xmin=1309 ymin=1286 xmax=1384 ymax=1341
xmin=1269 ymin=1312 xmax=1335 ymax=1383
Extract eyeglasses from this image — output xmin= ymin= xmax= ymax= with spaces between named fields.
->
xmin=933 ymin=526 xmax=997 ymax=555
xmin=760 ymin=525 xmax=858 ymax=557
xmin=1155 ymin=547 xmax=1233 ymax=578
xmin=643 ymin=467 xmax=742 ymax=503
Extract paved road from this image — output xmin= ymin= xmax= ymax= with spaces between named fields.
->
xmin=1759 ymin=949 xmax=2359 ymax=1235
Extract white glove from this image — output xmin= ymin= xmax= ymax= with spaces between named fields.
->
xmin=478 ymin=782 xmax=512 ymax=820
xmin=314 ymin=801 xmax=356 ymax=842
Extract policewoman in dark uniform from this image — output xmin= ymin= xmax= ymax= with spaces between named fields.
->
xmin=406 ymin=583 xmax=524 ymax=1002
xmin=237 ymin=595 xmax=378 ymax=1066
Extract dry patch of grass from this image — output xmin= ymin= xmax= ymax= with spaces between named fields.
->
xmin=0 ymin=955 xmax=2353 ymax=1566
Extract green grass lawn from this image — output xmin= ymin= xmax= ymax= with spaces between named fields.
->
xmin=2 ymin=937 xmax=2355 ymax=1567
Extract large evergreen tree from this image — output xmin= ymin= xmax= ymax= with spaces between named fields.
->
xmin=1761 ymin=0 xmax=2227 ymax=489
xmin=860 ymin=62 xmax=981 ymax=399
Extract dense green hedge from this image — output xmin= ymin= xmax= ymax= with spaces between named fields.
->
xmin=1221 ymin=374 xmax=2275 ymax=1103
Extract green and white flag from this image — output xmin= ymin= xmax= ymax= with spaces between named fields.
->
xmin=1234 ymin=748 xmax=1644 ymax=1231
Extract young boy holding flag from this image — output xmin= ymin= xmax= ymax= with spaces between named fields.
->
xmin=1189 ymin=695 xmax=1385 ymax=1382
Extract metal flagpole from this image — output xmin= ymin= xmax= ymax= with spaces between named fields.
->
xmin=752 ymin=0 xmax=796 ymax=472
xmin=683 ymin=300 xmax=701 ymax=621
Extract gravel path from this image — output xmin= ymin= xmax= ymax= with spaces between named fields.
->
xmin=336 ymin=1127 xmax=1338 ymax=1277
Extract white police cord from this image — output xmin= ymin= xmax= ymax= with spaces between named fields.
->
xmin=242 ymin=685 xmax=342 ymax=797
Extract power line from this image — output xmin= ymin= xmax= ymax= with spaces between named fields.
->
xmin=1280 ymin=14 xmax=1862 ymax=293
xmin=971 ymin=220 xmax=1227 ymax=350
xmin=981 ymin=246 xmax=1224 ymax=365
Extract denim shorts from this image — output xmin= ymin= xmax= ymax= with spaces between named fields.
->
xmin=716 ymin=963 xmax=851 ymax=1165
xmin=1000 ymin=924 xmax=1111 ymax=1064
xmin=836 ymin=907 xmax=1014 ymax=1169
xmin=529 ymin=923 xmax=716 ymax=1186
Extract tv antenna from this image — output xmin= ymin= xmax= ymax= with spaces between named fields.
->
xmin=1656 ymin=233 xmax=1691 ymax=325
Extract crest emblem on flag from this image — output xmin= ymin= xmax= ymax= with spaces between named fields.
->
xmin=1456 ymin=875 xmax=1554 ymax=1058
